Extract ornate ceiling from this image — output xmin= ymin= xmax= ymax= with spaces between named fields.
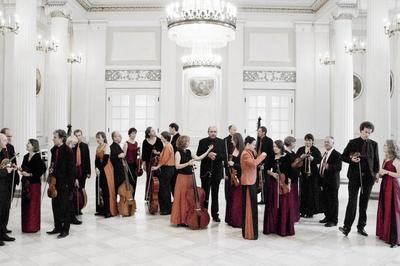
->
xmin=75 ymin=0 xmax=329 ymax=13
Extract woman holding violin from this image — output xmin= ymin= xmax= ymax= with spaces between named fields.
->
xmin=170 ymin=135 xmax=213 ymax=226
xmin=151 ymin=131 xmax=175 ymax=215
xmin=225 ymin=133 xmax=244 ymax=228
xmin=123 ymin=127 xmax=140 ymax=199
xmin=263 ymin=140 xmax=295 ymax=237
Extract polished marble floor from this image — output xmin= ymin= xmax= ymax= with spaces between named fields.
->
xmin=1 ymin=176 xmax=399 ymax=266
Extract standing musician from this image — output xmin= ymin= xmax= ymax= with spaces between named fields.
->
xmin=339 ymin=121 xmax=379 ymax=237
xmin=170 ymin=136 xmax=213 ymax=226
xmin=142 ymin=127 xmax=163 ymax=201
xmin=0 ymin=128 xmax=19 ymax=234
xmin=47 ymin=129 xmax=75 ymax=239
xmin=294 ymin=133 xmax=322 ymax=218
xmin=123 ymin=128 xmax=140 ymax=199
xmin=196 ymin=126 xmax=225 ymax=223
xmin=241 ymin=136 xmax=266 ymax=240
xmin=284 ymin=136 xmax=301 ymax=222
xmin=169 ymin=123 xmax=180 ymax=197
xmin=73 ymin=129 xmax=91 ymax=206
xmin=256 ymin=126 xmax=274 ymax=205
xmin=151 ymin=131 xmax=175 ymax=215
xmin=0 ymin=133 xmax=17 ymax=245
xmin=224 ymin=125 xmax=237 ymax=202
xmin=110 ymin=131 xmax=125 ymax=193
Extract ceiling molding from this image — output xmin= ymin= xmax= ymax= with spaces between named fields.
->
xmin=75 ymin=0 xmax=330 ymax=14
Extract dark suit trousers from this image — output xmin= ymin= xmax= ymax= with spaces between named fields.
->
xmin=52 ymin=185 xmax=72 ymax=233
xmin=344 ymin=176 xmax=374 ymax=230
xmin=322 ymin=182 xmax=339 ymax=224
xmin=159 ymin=166 xmax=174 ymax=213
xmin=0 ymin=179 xmax=10 ymax=234
xmin=201 ymin=174 xmax=221 ymax=218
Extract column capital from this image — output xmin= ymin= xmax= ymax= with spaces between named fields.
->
xmin=332 ymin=0 xmax=359 ymax=20
xmin=45 ymin=0 xmax=71 ymax=19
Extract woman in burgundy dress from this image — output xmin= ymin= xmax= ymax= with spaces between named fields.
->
xmin=376 ymin=140 xmax=400 ymax=248
xmin=20 ymin=139 xmax=46 ymax=233
xmin=284 ymin=136 xmax=300 ymax=222
xmin=225 ymin=133 xmax=244 ymax=228
xmin=263 ymin=140 xmax=295 ymax=237
xmin=123 ymin=127 xmax=140 ymax=199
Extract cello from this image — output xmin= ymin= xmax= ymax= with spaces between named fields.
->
xmin=146 ymin=155 xmax=160 ymax=215
xmin=117 ymin=158 xmax=136 ymax=217
xmin=186 ymin=166 xmax=210 ymax=230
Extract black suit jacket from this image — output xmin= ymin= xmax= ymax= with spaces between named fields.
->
xmin=196 ymin=137 xmax=224 ymax=179
xmin=110 ymin=142 xmax=124 ymax=188
xmin=51 ymin=144 xmax=75 ymax=189
xmin=295 ymin=146 xmax=322 ymax=177
xmin=341 ymin=137 xmax=379 ymax=181
xmin=320 ymin=149 xmax=342 ymax=188
xmin=73 ymin=142 xmax=91 ymax=177
xmin=171 ymin=133 xmax=181 ymax=152
xmin=223 ymin=135 xmax=235 ymax=176
xmin=256 ymin=136 xmax=274 ymax=168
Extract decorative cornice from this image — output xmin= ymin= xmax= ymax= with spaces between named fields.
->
xmin=45 ymin=0 xmax=71 ymax=18
xmin=105 ymin=69 xmax=161 ymax=82
xmin=75 ymin=0 xmax=329 ymax=14
xmin=243 ymin=70 xmax=296 ymax=83
xmin=332 ymin=0 xmax=359 ymax=20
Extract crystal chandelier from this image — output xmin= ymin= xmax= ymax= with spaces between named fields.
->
xmin=36 ymin=35 xmax=58 ymax=53
xmin=384 ymin=14 xmax=400 ymax=38
xmin=166 ymin=0 xmax=237 ymax=48
xmin=67 ymin=54 xmax=82 ymax=64
xmin=344 ymin=38 xmax=366 ymax=54
xmin=0 ymin=1 xmax=19 ymax=35
xmin=182 ymin=47 xmax=222 ymax=70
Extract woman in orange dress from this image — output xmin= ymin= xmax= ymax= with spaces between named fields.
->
xmin=170 ymin=135 xmax=213 ymax=226
xmin=95 ymin=132 xmax=118 ymax=218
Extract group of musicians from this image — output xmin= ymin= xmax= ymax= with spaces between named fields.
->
xmin=0 ymin=121 xmax=399 ymax=248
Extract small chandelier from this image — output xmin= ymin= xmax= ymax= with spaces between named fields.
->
xmin=0 ymin=8 xmax=19 ymax=35
xmin=182 ymin=46 xmax=221 ymax=70
xmin=166 ymin=0 xmax=237 ymax=48
xmin=319 ymin=52 xmax=335 ymax=66
xmin=67 ymin=54 xmax=82 ymax=64
xmin=345 ymin=38 xmax=366 ymax=54
xmin=384 ymin=14 xmax=400 ymax=38
xmin=36 ymin=35 xmax=58 ymax=53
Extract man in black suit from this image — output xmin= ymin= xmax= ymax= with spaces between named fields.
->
xmin=0 ymin=128 xmax=19 ymax=235
xmin=339 ymin=121 xmax=379 ymax=237
xmin=47 ymin=129 xmax=75 ymax=239
xmin=0 ymin=133 xmax=16 ymax=245
xmin=196 ymin=126 xmax=225 ymax=222
xmin=73 ymin=129 xmax=91 ymax=190
xmin=169 ymin=123 xmax=180 ymax=196
xmin=256 ymin=126 xmax=274 ymax=204
xmin=319 ymin=136 xmax=342 ymax=227
xmin=110 ymin=131 xmax=125 ymax=190
xmin=223 ymin=125 xmax=237 ymax=201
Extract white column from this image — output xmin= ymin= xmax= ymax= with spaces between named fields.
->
xmin=394 ymin=34 xmax=400 ymax=142
xmin=11 ymin=0 xmax=37 ymax=154
xmin=332 ymin=10 xmax=354 ymax=153
xmin=45 ymin=9 xmax=69 ymax=144
xmin=160 ymin=20 xmax=177 ymax=129
xmin=226 ymin=22 xmax=244 ymax=135
xmin=365 ymin=0 xmax=391 ymax=151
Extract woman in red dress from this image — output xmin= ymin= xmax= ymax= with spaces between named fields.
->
xmin=123 ymin=127 xmax=140 ymax=199
xmin=376 ymin=140 xmax=400 ymax=248
xmin=20 ymin=139 xmax=46 ymax=233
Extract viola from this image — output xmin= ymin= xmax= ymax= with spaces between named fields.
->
xmin=228 ymin=155 xmax=240 ymax=187
xmin=47 ymin=162 xmax=57 ymax=198
xmin=146 ymin=155 xmax=160 ymax=215
xmin=277 ymin=161 xmax=290 ymax=195
xmin=73 ymin=186 xmax=87 ymax=213
xmin=186 ymin=167 xmax=210 ymax=230
xmin=117 ymin=158 xmax=136 ymax=217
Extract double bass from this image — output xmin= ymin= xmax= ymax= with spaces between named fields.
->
xmin=146 ymin=155 xmax=160 ymax=215
xmin=186 ymin=167 xmax=210 ymax=230
xmin=117 ymin=158 xmax=136 ymax=217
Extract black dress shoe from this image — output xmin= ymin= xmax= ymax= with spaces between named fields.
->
xmin=339 ymin=226 xmax=350 ymax=236
xmin=325 ymin=222 xmax=337 ymax=227
xmin=57 ymin=232 xmax=69 ymax=239
xmin=1 ymin=234 xmax=15 ymax=242
xmin=319 ymin=218 xmax=328 ymax=223
xmin=0 ymin=240 xmax=4 ymax=246
xmin=213 ymin=216 xmax=221 ymax=223
xmin=5 ymin=229 xmax=11 ymax=234
xmin=390 ymin=244 xmax=398 ymax=248
xmin=94 ymin=212 xmax=103 ymax=216
xmin=46 ymin=229 xmax=61 ymax=235
xmin=104 ymin=213 xmax=112 ymax=218
xmin=357 ymin=228 xmax=368 ymax=237
xmin=160 ymin=212 xmax=171 ymax=215
xmin=71 ymin=219 xmax=82 ymax=225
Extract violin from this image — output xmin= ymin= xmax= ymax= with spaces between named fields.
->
xmin=0 ymin=153 xmax=19 ymax=169
xmin=146 ymin=155 xmax=160 ymax=215
xmin=186 ymin=166 xmax=210 ymax=230
xmin=117 ymin=158 xmax=136 ymax=217
xmin=228 ymin=155 xmax=240 ymax=187
xmin=277 ymin=161 xmax=290 ymax=195
xmin=47 ymin=162 xmax=57 ymax=198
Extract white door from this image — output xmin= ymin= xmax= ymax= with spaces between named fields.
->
xmin=244 ymin=90 xmax=295 ymax=141
xmin=106 ymin=89 xmax=160 ymax=145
